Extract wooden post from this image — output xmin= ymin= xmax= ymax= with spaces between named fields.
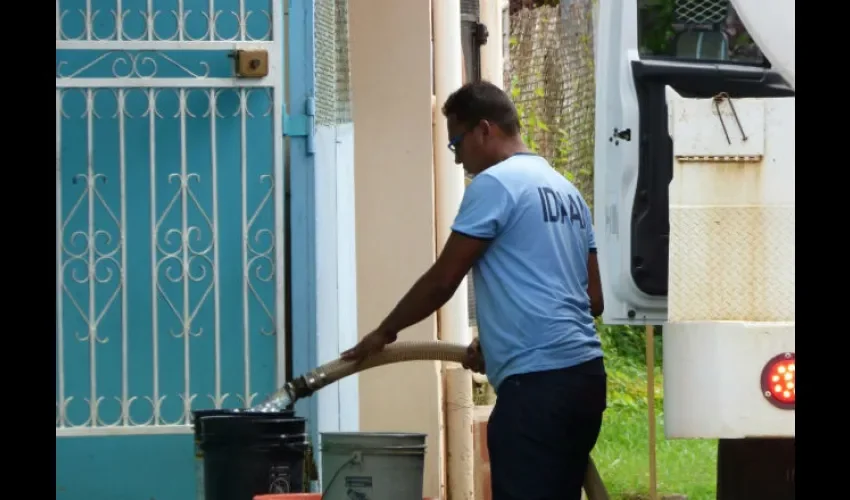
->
xmin=646 ymin=324 xmax=658 ymax=500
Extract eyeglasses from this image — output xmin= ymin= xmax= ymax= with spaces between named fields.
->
xmin=447 ymin=132 xmax=465 ymax=153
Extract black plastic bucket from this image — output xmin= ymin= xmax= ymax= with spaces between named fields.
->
xmin=193 ymin=408 xmax=297 ymax=499
xmin=193 ymin=409 xmax=306 ymax=500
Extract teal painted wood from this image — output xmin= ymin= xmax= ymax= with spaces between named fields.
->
xmin=287 ymin=0 xmax=320 ymax=453
xmin=55 ymin=1 xmax=306 ymax=498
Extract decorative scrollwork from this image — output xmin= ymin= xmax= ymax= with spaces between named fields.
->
xmin=246 ymin=174 xmax=277 ymax=336
xmin=55 ymin=382 xmax=225 ymax=429
xmin=155 ymin=171 xmax=216 ymax=340
xmin=236 ymin=392 xmax=261 ymax=408
xmin=205 ymin=393 xmax=233 ymax=410
xmin=56 ymin=3 xmax=273 ymax=42
xmin=61 ymin=172 xmax=123 ymax=345
xmin=57 ymin=50 xmax=211 ymax=80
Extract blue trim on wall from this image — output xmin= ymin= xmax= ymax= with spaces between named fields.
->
xmin=287 ymin=0 xmax=319 ymax=453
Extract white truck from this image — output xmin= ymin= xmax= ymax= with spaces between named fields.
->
xmin=593 ymin=0 xmax=795 ymax=497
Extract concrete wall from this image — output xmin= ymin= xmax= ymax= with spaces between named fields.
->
xmin=349 ymin=0 xmax=446 ymax=498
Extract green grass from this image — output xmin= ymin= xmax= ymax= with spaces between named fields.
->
xmin=472 ymin=324 xmax=719 ymax=498
xmin=593 ymin=407 xmax=717 ymax=499
xmin=594 ymin=324 xmax=718 ymax=499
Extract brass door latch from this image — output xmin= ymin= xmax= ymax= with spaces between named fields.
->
xmin=231 ymin=49 xmax=269 ymax=78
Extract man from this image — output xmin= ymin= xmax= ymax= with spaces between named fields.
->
xmin=342 ymin=81 xmax=606 ymax=500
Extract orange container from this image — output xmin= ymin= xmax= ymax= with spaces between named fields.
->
xmin=254 ymin=496 xmax=436 ymax=500
xmin=253 ymin=495 xmax=321 ymax=500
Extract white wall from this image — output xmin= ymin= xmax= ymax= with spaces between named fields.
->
xmin=314 ymin=122 xmax=359 ymax=448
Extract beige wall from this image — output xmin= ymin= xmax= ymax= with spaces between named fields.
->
xmin=349 ymin=0 xmax=445 ymax=498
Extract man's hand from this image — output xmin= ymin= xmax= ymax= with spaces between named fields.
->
xmin=341 ymin=328 xmax=398 ymax=363
xmin=462 ymin=337 xmax=486 ymax=374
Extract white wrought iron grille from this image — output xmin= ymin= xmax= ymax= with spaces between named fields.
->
xmin=56 ymin=0 xmax=286 ymax=437
xmin=56 ymin=0 xmax=274 ymax=43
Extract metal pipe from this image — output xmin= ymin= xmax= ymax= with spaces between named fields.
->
xmin=432 ymin=0 xmax=475 ymax=497
xmin=432 ymin=0 xmax=471 ymax=349
xmin=479 ymin=0 xmax=504 ymax=88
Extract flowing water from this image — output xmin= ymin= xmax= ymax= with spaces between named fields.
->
xmin=248 ymin=393 xmax=293 ymax=413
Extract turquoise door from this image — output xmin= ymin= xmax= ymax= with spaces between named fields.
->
xmin=55 ymin=1 xmax=309 ymax=498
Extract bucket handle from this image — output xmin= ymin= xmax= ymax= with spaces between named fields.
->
xmin=324 ymin=444 xmax=426 ymax=451
xmin=320 ymin=451 xmax=361 ymax=500
xmin=322 ymin=444 xmax=426 ymax=456
xmin=277 ymin=442 xmax=308 ymax=454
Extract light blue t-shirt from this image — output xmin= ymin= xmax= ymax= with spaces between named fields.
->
xmin=452 ymin=153 xmax=602 ymax=391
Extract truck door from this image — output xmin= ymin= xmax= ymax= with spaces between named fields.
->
xmin=593 ymin=0 xmax=794 ymax=325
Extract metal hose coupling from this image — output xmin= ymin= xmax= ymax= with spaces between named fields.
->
xmin=284 ymin=368 xmax=329 ymax=400
xmin=251 ymin=374 xmax=324 ymax=412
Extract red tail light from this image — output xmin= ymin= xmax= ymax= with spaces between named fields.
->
xmin=761 ymin=352 xmax=795 ymax=410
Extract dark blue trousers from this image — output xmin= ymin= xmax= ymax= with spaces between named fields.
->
xmin=487 ymin=357 xmax=606 ymax=500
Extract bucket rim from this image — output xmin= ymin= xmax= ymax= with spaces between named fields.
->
xmin=200 ymin=417 xmax=306 ymax=430
xmin=201 ymin=430 xmax=310 ymax=442
xmin=193 ymin=408 xmax=295 ymax=418
xmin=199 ymin=417 xmax=307 ymax=443
xmin=320 ymin=432 xmax=427 ymax=439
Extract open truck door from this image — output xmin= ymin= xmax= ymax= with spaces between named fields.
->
xmin=592 ymin=0 xmax=794 ymax=326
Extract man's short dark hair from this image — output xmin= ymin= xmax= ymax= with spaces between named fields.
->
xmin=442 ymin=81 xmax=521 ymax=136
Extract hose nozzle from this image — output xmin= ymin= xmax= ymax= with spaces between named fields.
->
xmin=251 ymin=371 xmax=326 ymax=412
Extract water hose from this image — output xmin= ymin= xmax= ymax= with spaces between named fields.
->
xmin=253 ymin=340 xmax=610 ymax=500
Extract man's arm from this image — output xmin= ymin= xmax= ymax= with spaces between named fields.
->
xmin=376 ymin=232 xmax=490 ymax=335
xmin=378 ymin=174 xmax=513 ymax=337
xmin=587 ymin=251 xmax=604 ymax=318
xmin=585 ymin=203 xmax=604 ymax=317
